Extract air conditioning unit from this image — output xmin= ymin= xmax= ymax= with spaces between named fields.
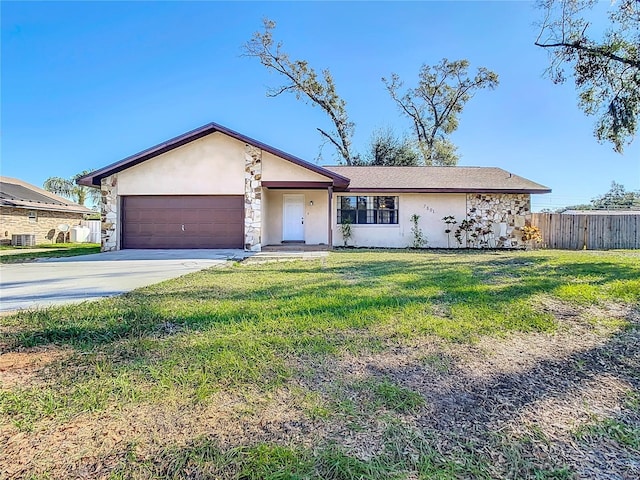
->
xmin=12 ymin=234 xmax=36 ymax=247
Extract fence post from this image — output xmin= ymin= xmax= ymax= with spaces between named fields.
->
xmin=583 ymin=215 xmax=589 ymax=250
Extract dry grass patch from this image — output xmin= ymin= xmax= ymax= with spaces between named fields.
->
xmin=0 ymin=346 xmax=72 ymax=390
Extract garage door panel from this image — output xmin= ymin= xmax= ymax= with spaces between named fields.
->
xmin=123 ymin=196 xmax=145 ymax=209
xmin=166 ymin=223 xmax=182 ymax=234
xmin=122 ymin=195 xmax=244 ymax=249
xmin=185 ymin=210 xmax=217 ymax=223
xmin=172 ymin=197 xmax=200 ymax=209
xmin=152 ymin=224 xmax=168 ymax=235
xmin=124 ymin=210 xmax=143 ymax=222
xmin=126 ymin=196 xmax=166 ymax=209
xmin=210 ymin=211 xmax=241 ymax=222
xmin=197 ymin=223 xmax=217 ymax=235
xmin=137 ymin=223 xmax=155 ymax=235
xmin=186 ymin=224 xmax=209 ymax=235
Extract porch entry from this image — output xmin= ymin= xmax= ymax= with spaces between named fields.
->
xmin=283 ymin=194 xmax=305 ymax=242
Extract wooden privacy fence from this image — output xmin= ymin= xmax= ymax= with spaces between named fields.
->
xmin=531 ymin=213 xmax=640 ymax=250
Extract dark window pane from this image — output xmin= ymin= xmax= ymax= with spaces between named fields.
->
xmin=340 ymin=196 xmax=398 ymax=225
xmin=340 ymin=197 xmax=356 ymax=210
xmin=367 ymin=210 xmax=375 ymax=224
xmin=340 ymin=210 xmax=356 ymax=224
xmin=381 ymin=197 xmax=396 ymax=209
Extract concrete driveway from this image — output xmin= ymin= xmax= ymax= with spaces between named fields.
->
xmin=0 ymin=249 xmax=250 ymax=312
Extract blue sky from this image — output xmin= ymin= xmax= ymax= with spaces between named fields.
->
xmin=2 ymin=1 xmax=639 ymax=211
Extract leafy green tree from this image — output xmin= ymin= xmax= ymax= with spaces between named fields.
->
xmin=555 ymin=203 xmax=592 ymax=213
xmin=243 ymin=19 xmax=355 ymax=164
xmin=383 ymin=59 xmax=499 ymax=166
xmin=43 ymin=171 xmax=100 ymax=207
xmin=556 ymin=181 xmax=640 ymax=211
xmin=535 ymin=0 xmax=640 ymax=153
xmin=591 ymin=181 xmax=640 ymax=209
xmin=355 ymin=128 xmax=420 ymax=166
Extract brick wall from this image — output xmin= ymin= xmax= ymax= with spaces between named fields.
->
xmin=0 ymin=207 xmax=85 ymax=245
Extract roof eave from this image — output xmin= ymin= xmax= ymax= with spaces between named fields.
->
xmin=1 ymin=201 xmax=93 ymax=215
xmin=344 ymin=188 xmax=552 ymax=194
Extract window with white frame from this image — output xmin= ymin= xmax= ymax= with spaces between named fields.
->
xmin=28 ymin=211 xmax=37 ymax=223
xmin=337 ymin=196 xmax=398 ymax=224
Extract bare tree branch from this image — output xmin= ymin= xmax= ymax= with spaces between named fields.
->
xmin=243 ymin=18 xmax=355 ymax=164
xmin=535 ymin=41 xmax=640 ymax=68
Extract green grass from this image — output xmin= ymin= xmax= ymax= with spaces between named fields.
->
xmin=109 ymin=425 xmax=490 ymax=480
xmin=419 ymin=353 xmax=453 ymax=374
xmin=109 ymin=438 xmax=403 ymax=480
xmin=0 ymin=243 xmax=100 ymax=263
xmin=2 ymin=251 xmax=638 ymax=420
xmin=343 ymin=378 xmax=426 ymax=414
xmin=0 ymin=242 xmax=92 ymax=250
xmin=574 ymin=417 xmax=640 ymax=450
xmin=105 ymin=429 xmax=577 ymax=480
xmin=1 ymin=249 xmax=638 ymax=478
xmin=369 ymin=378 xmax=426 ymax=413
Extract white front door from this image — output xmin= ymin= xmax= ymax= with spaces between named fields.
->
xmin=283 ymin=194 xmax=305 ymax=241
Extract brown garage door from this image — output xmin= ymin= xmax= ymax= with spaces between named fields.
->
xmin=122 ymin=195 xmax=244 ymax=249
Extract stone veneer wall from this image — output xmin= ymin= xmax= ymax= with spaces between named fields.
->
xmin=0 ymin=207 xmax=85 ymax=245
xmin=244 ymin=145 xmax=262 ymax=251
xmin=466 ymin=193 xmax=530 ymax=248
xmin=101 ymin=175 xmax=119 ymax=252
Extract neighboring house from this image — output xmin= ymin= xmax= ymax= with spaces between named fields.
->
xmin=561 ymin=209 xmax=640 ymax=215
xmin=0 ymin=176 xmax=94 ymax=245
xmin=78 ymin=122 xmax=551 ymax=251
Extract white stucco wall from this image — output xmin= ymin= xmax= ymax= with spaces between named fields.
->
xmin=117 ymin=133 xmax=246 ymax=195
xmin=261 ymin=152 xmax=332 ymax=182
xmin=263 ymin=189 xmax=329 ymax=245
xmin=332 ymin=193 xmax=468 ymax=248
xmin=260 ymin=181 xmax=269 ymax=248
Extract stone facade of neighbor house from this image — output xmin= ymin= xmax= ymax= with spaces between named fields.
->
xmin=466 ymin=193 xmax=530 ymax=248
xmin=0 ymin=206 xmax=85 ymax=245
xmin=244 ymin=144 xmax=263 ymax=251
xmin=101 ymin=175 xmax=119 ymax=252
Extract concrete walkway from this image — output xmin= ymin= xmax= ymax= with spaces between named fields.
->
xmin=0 ymin=249 xmax=249 ymax=312
xmin=0 ymin=247 xmax=330 ymax=313
xmin=243 ymin=250 xmax=329 ymax=265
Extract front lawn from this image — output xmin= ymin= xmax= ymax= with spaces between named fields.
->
xmin=0 ymin=250 xmax=638 ymax=479
xmin=0 ymin=243 xmax=100 ymax=263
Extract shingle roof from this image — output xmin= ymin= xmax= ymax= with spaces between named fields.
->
xmin=323 ymin=166 xmax=551 ymax=194
xmin=0 ymin=176 xmax=94 ymax=214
